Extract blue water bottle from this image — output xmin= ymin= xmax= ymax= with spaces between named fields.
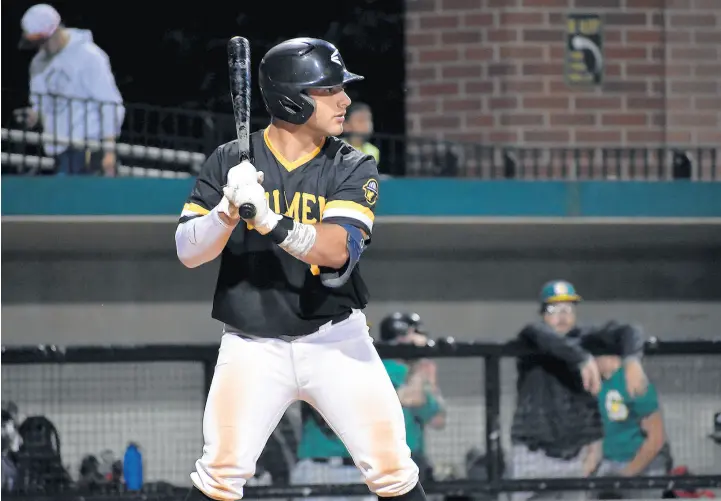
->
xmin=123 ymin=442 xmax=143 ymax=491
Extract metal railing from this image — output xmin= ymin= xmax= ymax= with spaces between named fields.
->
xmin=1 ymin=89 xmax=267 ymax=178
xmin=3 ymin=90 xmax=719 ymax=180
xmin=2 ymin=339 xmax=719 ymax=500
xmin=377 ymin=134 xmax=720 ymax=180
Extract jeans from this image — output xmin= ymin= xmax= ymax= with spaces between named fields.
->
xmin=594 ymin=454 xmax=668 ymax=499
xmin=55 ymin=148 xmax=104 ymax=175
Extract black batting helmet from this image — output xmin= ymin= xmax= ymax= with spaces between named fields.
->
xmin=258 ymin=38 xmax=364 ymax=125
xmin=379 ymin=312 xmax=425 ymax=343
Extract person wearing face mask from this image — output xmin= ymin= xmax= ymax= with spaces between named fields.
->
xmin=509 ymin=281 xmax=648 ymax=501
xmin=14 ymin=4 xmax=125 ymax=176
xmin=379 ymin=312 xmax=447 ymax=484
xmin=342 ymin=102 xmax=380 ymax=164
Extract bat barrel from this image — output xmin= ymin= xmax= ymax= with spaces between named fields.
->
xmin=228 ymin=36 xmax=252 ymax=157
xmin=227 ymin=36 xmax=251 ymax=93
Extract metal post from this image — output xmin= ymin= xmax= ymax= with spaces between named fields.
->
xmin=484 ymin=353 xmax=502 ymax=487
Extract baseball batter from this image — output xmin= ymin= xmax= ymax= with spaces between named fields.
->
xmin=176 ymin=38 xmax=425 ymax=501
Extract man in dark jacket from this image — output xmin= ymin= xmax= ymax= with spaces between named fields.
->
xmin=510 ymin=280 xmax=648 ymax=501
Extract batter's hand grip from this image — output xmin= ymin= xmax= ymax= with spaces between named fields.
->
xmin=239 ymin=203 xmax=256 ymax=219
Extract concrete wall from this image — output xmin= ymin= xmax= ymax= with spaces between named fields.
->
xmin=2 ymin=251 xmax=720 ymax=345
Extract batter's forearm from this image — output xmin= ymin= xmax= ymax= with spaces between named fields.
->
xmin=267 ymin=218 xmax=349 ymax=269
xmin=296 ymin=223 xmax=348 ymax=268
xmin=176 ymin=207 xmax=237 ymax=268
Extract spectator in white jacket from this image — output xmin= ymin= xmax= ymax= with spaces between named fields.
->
xmin=14 ymin=4 xmax=125 ymax=176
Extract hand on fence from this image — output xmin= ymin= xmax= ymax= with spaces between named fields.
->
xmin=102 ymin=151 xmax=117 ymax=177
xmin=580 ymin=358 xmax=602 ymax=395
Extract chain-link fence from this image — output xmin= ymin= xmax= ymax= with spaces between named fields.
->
xmin=2 ymin=341 xmax=719 ymax=500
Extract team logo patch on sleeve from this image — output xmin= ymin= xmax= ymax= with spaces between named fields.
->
xmin=362 ymin=179 xmax=379 ymax=205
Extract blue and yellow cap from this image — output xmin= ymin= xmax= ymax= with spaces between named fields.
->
xmin=539 ymin=280 xmax=582 ymax=305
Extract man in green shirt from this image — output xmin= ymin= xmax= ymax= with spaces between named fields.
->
xmin=591 ymin=354 xmax=671 ymax=499
xmin=291 ymin=312 xmax=445 ymax=500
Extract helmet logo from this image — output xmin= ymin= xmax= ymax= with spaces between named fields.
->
xmin=330 ymin=49 xmax=343 ymax=66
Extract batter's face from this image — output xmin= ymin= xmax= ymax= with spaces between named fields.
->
xmin=306 ymin=86 xmax=351 ymax=137
xmin=543 ymin=302 xmax=577 ymax=335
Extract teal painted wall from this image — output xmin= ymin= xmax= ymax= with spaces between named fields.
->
xmin=2 ymin=178 xmax=720 ymax=217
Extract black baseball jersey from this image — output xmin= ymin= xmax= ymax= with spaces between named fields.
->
xmin=179 ymin=128 xmax=379 ymax=338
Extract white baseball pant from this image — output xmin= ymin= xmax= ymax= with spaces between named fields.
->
xmin=190 ymin=310 xmax=419 ymax=500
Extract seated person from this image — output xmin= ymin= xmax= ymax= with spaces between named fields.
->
xmin=342 ymin=102 xmax=380 ymax=163
xmin=591 ymin=354 xmax=672 ymax=499
xmin=378 ymin=312 xmax=446 ymax=482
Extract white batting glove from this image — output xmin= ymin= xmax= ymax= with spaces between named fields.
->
xmin=227 ymin=160 xmax=264 ymax=186
xmin=219 ymin=160 xmax=265 ymax=221
xmin=222 ymin=183 xmax=281 ymax=234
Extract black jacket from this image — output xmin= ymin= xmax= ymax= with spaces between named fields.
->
xmin=510 ymin=321 xmax=645 ymax=459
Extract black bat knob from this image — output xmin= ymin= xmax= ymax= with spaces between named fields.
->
xmin=239 ymin=203 xmax=256 ymax=219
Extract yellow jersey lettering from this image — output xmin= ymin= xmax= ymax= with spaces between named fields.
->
xmin=271 ymin=189 xmax=281 ymax=214
xmin=302 ymin=193 xmax=317 ymax=224
xmin=285 ymin=192 xmax=301 ymax=220
xmin=245 ymin=191 xmax=325 ymax=242
xmin=318 ymin=196 xmax=326 ymax=220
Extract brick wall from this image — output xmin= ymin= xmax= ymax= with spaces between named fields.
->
xmin=405 ymin=0 xmax=721 ymax=147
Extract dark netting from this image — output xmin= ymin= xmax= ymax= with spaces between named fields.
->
xmin=2 ymin=347 xmax=719 ymax=500
xmin=500 ymin=354 xmax=721 ymax=482
xmin=1 ymin=362 xmax=205 ymax=490
xmin=422 ymin=357 xmax=487 ymax=481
